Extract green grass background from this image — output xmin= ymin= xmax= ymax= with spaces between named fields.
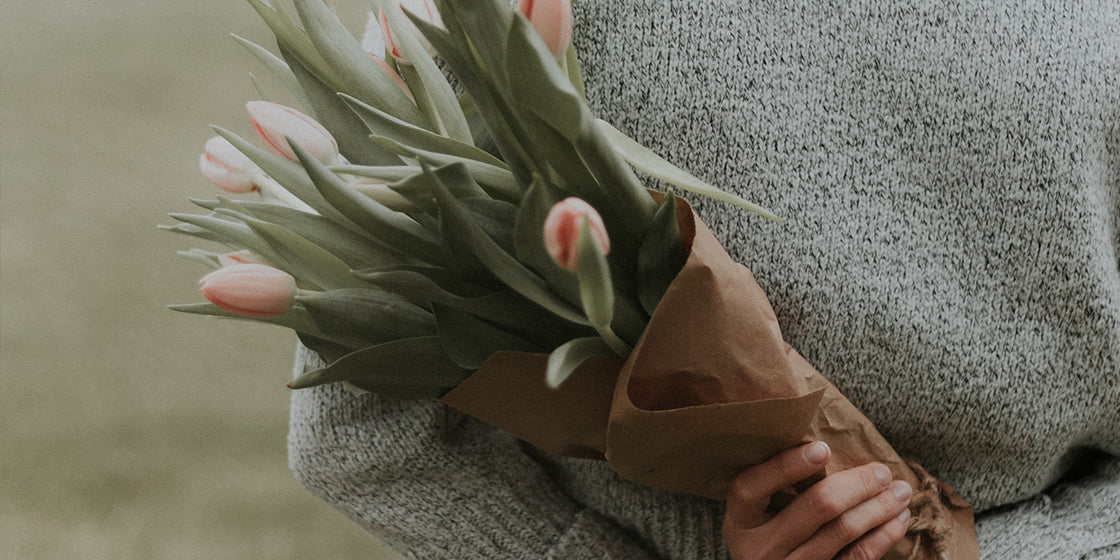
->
xmin=1 ymin=2 xmax=404 ymax=558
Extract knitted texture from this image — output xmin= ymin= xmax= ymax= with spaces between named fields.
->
xmin=288 ymin=0 xmax=1120 ymax=557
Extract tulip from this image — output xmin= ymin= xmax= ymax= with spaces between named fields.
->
xmin=517 ymin=0 xmax=573 ymax=59
xmin=543 ymin=197 xmax=610 ymax=271
xmin=246 ymin=101 xmax=338 ymax=165
xmin=199 ymin=136 xmax=259 ymax=193
xmin=199 ymin=263 xmax=297 ymax=318
xmin=378 ymin=0 xmax=442 ymax=63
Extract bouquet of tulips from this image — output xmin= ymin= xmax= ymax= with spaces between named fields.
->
xmin=167 ymin=0 xmax=978 ymax=558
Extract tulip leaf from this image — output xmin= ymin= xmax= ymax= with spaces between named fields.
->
xmin=369 ymin=138 xmax=521 ymax=203
xmin=159 ymin=223 xmax=236 ymax=245
xmin=504 ymin=16 xmax=585 ymax=141
xmin=381 ymin=1 xmax=472 ymax=144
xmin=243 ymin=0 xmax=340 ymax=90
xmin=236 ymin=200 xmax=414 ymax=269
xmin=545 ymin=336 xmax=616 ymax=389
xmin=576 ymin=219 xmax=615 ymax=331
xmin=298 ymin=288 xmax=436 ymax=345
xmin=168 ymin=302 xmax=354 ymax=345
xmin=341 ymin=93 xmax=504 ymax=168
xmin=291 ymin=141 xmax=448 ymax=265
xmin=414 ymin=2 xmax=536 ymax=186
xmin=280 ymin=46 xmax=403 ymax=166
xmin=425 ymin=161 xmax=589 ymax=326
xmin=169 ymin=213 xmax=284 ymax=265
xmin=637 ymin=191 xmax=687 ymax=315
xmin=595 ymin=119 xmax=783 ymax=222
xmin=511 ymin=181 xmax=581 ymax=306
xmin=291 ymin=0 xmax=428 ymax=128
xmin=246 ymin=219 xmax=369 ymax=290
xmin=357 ymin=268 xmax=591 ymax=346
xmin=433 ymin=304 xmax=542 ymax=369
xmin=176 ymin=249 xmax=223 ymax=270
xmin=232 ymin=34 xmax=314 ymax=113
xmin=288 ymin=336 xmax=471 ymax=399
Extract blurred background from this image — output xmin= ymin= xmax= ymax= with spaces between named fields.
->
xmin=1 ymin=2 xmax=403 ymax=558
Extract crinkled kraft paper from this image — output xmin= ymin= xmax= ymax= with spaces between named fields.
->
xmin=440 ymin=199 xmax=978 ymax=560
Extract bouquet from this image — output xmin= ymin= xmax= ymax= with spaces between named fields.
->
xmin=167 ymin=0 xmax=978 ymax=557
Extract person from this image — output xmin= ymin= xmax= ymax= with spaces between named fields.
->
xmin=287 ymin=1 xmax=1120 ymax=558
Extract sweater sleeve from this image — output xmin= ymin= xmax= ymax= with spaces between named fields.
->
xmin=974 ymin=453 xmax=1120 ymax=560
xmin=286 ymin=344 xmax=659 ymax=560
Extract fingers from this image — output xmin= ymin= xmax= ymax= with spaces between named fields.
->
xmin=835 ymin=507 xmax=911 ymax=560
xmin=724 ymin=441 xmax=831 ymax=530
xmin=791 ymin=479 xmax=913 ymax=560
xmin=769 ymin=461 xmax=896 ymax=548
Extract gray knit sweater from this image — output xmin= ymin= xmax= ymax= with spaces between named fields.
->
xmin=288 ymin=1 xmax=1120 ymax=558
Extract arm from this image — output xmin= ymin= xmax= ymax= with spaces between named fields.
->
xmin=287 ymin=344 xmax=658 ymax=559
xmin=975 ymin=453 xmax=1120 ymax=560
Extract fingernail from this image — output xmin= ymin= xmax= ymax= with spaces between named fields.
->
xmin=897 ymin=508 xmax=911 ymax=525
xmin=874 ymin=464 xmax=892 ymax=485
xmin=803 ymin=441 xmax=829 ymax=464
xmin=892 ymin=481 xmax=912 ymax=501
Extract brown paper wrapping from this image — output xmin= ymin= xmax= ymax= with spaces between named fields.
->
xmin=440 ymin=200 xmax=978 ymax=559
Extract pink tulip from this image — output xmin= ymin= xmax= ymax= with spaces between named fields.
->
xmin=517 ymin=0 xmax=573 ymax=58
xmin=199 ymin=263 xmax=297 ymax=318
xmin=199 ymin=136 xmax=258 ymax=193
xmin=246 ymin=101 xmax=338 ymax=165
xmin=543 ymin=197 xmax=610 ymax=271
xmin=378 ymin=0 xmax=442 ymax=63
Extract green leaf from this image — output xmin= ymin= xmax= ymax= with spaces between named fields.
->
xmin=245 ymin=219 xmax=369 ymax=290
xmin=595 ymin=119 xmax=783 ymax=222
xmin=232 ymin=34 xmax=314 ymax=112
xmin=159 ymin=223 xmax=236 ymax=245
xmin=504 ymin=15 xmax=585 ymax=140
xmin=341 ymin=93 xmax=505 ymax=167
xmin=637 ymin=191 xmax=687 ymax=315
xmin=288 ymin=336 xmax=470 ymax=399
xmin=576 ymin=219 xmax=614 ymax=330
xmin=236 ymin=200 xmax=415 ymax=269
xmin=168 ymin=212 xmax=283 ymax=265
xmin=511 ymin=181 xmax=580 ymax=306
xmin=281 ymin=46 xmax=403 ymax=166
xmin=356 ymin=268 xmax=591 ymax=346
xmin=298 ymin=288 xmax=436 ymax=344
xmin=382 ymin=2 xmax=472 ymax=143
xmin=176 ymin=249 xmax=222 ymax=270
xmin=545 ymin=337 xmax=616 ymax=388
xmin=291 ymin=141 xmax=447 ymax=265
xmin=369 ymin=138 xmax=521 ymax=203
xmin=291 ymin=0 xmax=427 ymax=127
xmin=434 ymin=304 xmax=542 ymax=369
xmin=168 ymin=302 xmax=345 ymax=343
xmin=425 ymin=161 xmax=588 ymax=326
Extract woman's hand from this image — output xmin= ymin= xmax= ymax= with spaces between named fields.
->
xmin=722 ymin=442 xmax=912 ymax=560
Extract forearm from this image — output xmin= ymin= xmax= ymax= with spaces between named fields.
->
xmin=975 ymin=453 xmax=1120 ymax=560
xmin=288 ymin=345 xmax=657 ymax=559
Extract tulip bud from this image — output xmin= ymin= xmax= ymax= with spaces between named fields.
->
xmin=199 ymin=136 xmax=259 ymax=193
xmin=543 ymin=197 xmax=610 ymax=272
xmin=246 ymin=101 xmax=339 ymax=165
xmin=378 ymin=0 xmax=443 ymax=63
xmin=517 ymin=0 xmax=573 ymax=59
xmin=199 ymin=263 xmax=297 ymax=318
xmin=217 ymin=250 xmax=272 ymax=268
